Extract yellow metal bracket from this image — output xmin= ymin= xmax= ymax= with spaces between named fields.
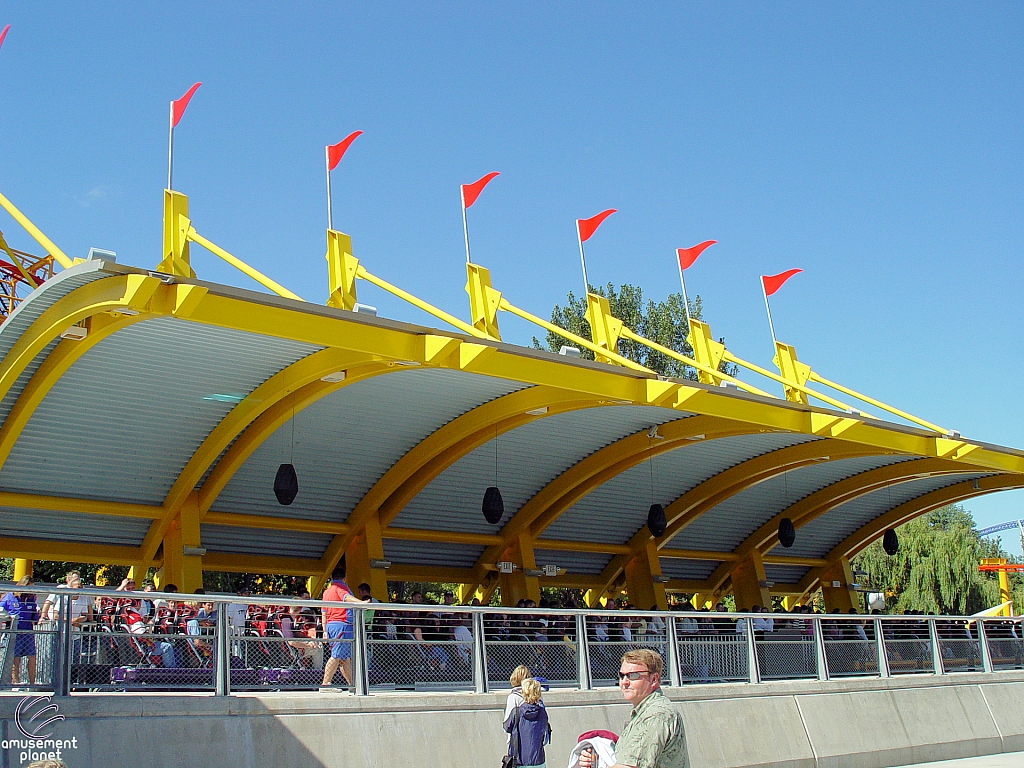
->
xmin=157 ymin=190 xmax=194 ymax=278
xmin=772 ymin=341 xmax=812 ymax=404
xmin=326 ymin=229 xmax=359 ymax=311
xmin=586 ymin=292 xmax=624 ymax=365
xmin=687 ymin=319 xmax=727 ymax=386
xmin=465 ymin=263 xmax=502 ymax=340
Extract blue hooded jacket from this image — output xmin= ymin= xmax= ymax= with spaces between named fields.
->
xmin=505 ymin=701 xmax=549 ymax=767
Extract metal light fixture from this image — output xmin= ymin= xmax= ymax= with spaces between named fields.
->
xmin=647 ymin=504 xmax=667 ymax=537
xmin=882 ymin=528 xmax=899 ymax=556
xmin=482 ymin=425 xmax=503 ymax=524
xmin=274 ymin=463 xmax=298 ymax=505
xmin=778 ymin=517 xmax=796 ymax=548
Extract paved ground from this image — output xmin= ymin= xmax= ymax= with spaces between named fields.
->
xmin=897 ymin=754 xmax=1024 ymax=767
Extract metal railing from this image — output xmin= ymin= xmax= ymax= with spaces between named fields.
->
xmin=0 ymin=586 xmax=1019 ymax=695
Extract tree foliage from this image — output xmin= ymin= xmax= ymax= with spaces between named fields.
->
xmin=533 ymin=284 xmax=737 ymax=379
xmin=853 ymin=504 xmax=1023 ymax=614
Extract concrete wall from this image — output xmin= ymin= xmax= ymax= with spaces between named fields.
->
xmin=1 ymin=673 xmax=1023 ymax=768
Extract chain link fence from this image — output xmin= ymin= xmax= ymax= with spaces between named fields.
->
xmin=879 ymin=618 xmax=935 ymax=674
xmin=584 ymin=614 xmax=669 ymax=687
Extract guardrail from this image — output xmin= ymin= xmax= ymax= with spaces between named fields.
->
xmin=0 ymin=586 xmax=1018 ymax=696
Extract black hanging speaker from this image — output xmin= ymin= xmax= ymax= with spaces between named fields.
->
xmin=647 ymin=503 xmax=667 ymax=537
xmin=274 ymin=463 xmax=299 ymax=506
xmin=882 ymin=528 xmax=899 ymax=556
xmin=482 ymin=486 xmax=504 ymax=524
xmin=778 ymin=517 xmax=796 ymax=548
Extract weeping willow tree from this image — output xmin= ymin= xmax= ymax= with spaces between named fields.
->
xmin=533 ymin=283 xmax=737 ymax=380
xmin=853 ymin=504 xmax=1023 ymax=614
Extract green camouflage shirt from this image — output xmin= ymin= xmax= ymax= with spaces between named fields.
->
xmin=614 ymin=688 xmax=688 ymax=768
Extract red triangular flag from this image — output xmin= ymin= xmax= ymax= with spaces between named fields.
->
xmin=577 ymin=209 xmax=617 ymax=242
xmin=0 ymin=25 xmax=10 ymax=50
xmin=761 ymin=268 xmax=802 ymax=297
xmin=171 ymin=82 xmax=202 ymax=128
xmin=677 ymin=240 xmax=716 ymax=271
xmin=327 ymin=131 xmax=362 ymax=171
xmin=461 ymin=172 xmax=500 ymax=209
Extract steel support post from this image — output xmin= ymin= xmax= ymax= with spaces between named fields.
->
xmin=874 ymin=618 xmax=890 ymax=678
xmin=665 ymin=617 xmax=682 ymax=688
xmin=977 ymin=618 xmax=995 ymax=674
xmin=472 ymin=611 xmax=488 ymax=694
xmin=928 ymin=618 xmax=945 ymax=675
xmin=352 ymin=607 xmax=368 ymax=695
xmin=59 ymin=594 xmax=72 ymax=696
xmin=813 ymin=617 xmax=829 ymax=681
xmin=576 ymin=613 xmax=592 ymax=690
xmin=744 ymin=618 xmax=760 ymax=684
xmin=215 ymin=602 xmax=229 ymax=696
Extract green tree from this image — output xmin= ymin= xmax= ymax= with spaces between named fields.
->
xmin=853 ymin=504 xmax=1023 ymax=614
xmin=533 ymin=283 xmax=736 ymax=379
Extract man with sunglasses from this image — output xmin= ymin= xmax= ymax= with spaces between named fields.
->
xmin=579 ymin=648 xmax=688 ymax=768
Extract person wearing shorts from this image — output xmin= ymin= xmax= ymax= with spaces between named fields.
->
xmin=320 ymin=561 xmax=366 ymax=690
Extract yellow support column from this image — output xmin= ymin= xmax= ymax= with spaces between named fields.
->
xmin=624 ymin=541 xmax=668 ymax=611
xmin=344 ymin=510 xmax=388 ymax=601
xmin=686 ymin=319 xmax=727 ymax=386
xmin=326 ymin=230 xmax=359 ymax=310
xmin=12 ymin=559 xmax=32 ymax=581
xmin=782 ymin=596 xmax=800 ymax=611
xmin=692 ymin=592 xmax=717 ymax=610
xmin=161 ymin=492 xmax=203 ymax=593
xmin=731 ymin=551 xmax=771 ymax=610
xmin=498 ymin=535 xmax=541 ymax=606
xmin=465 ymin=263 xmax=502 ymax=339
xmin=772 ymin=341 xmax=812 ymax=405
xmin=585 ymin=293 xmax=624 ymax=365
xmin=820 ymin=557 xmax=858 ymax=612
xmin=157 ymin=190 xmax=195 ymax=277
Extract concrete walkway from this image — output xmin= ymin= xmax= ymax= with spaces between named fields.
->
xmin=897 ymin=753 xmax=1024 ymax=767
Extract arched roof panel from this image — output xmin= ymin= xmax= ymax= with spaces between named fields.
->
xmin=201 ymin=524 xmax=332 ymax=559
xmin=0 ymin=506 xmax=150 ymax=547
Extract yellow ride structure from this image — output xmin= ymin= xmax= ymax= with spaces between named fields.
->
xmin=0 ymin=179 xmax=1019 ymax=612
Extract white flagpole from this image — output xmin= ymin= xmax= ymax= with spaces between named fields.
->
xmin=577 ymin=223 xmax=589 ymax=296
xmin=167 ymin=102 xmax=174 ymax=190
xmin=461 ymin=190 xmax=472 ymax=264
xmin=676 ymin=254 xmax=692 ymax=330
xmin=761 ymin=278 xmax=778 ymax=347
xmin=325 ymin=146 xmax=333 ymax=231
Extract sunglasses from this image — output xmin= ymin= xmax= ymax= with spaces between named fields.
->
xmin=617 ymin=670 xmax=653 ymax=681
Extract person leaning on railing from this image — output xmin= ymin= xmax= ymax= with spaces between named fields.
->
xmin=1 ymin=576 xmax=39 ymax=687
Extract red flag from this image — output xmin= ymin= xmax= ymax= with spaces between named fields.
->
xmin=327 ymin=131 xmax=362 ymax=171
xmin=0 ymin=25 xmax=10 ymax=50
xmin=761 ymin=268 xmax=802 ymax=297
xmin=171 ymin=82 xmax=202 ymax=128
xmin=577 ymin=209 xmax=616 ymax=242
xmin=677 ymin=240 xmax=716 ymax=271
xmin=461 ymin=172 xmax=500 ymax=209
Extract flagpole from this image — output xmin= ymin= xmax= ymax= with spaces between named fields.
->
xmin=461 ymin=192 xmax=472 ymax=264
xmin=325 ymin=146 xmax=333 ymax=231
xmin=167 ymin=102 xmax=174 ymax=190
xmin=676 ymin=255 xmax=691 ymax=330
xmin=761 ymin=279 xmax=778 ymax=347
xmin=577 ymin=224 xmax=589 ymax=295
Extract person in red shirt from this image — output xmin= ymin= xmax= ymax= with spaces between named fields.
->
xmin=320 ymin=562 xmax=367 ymax=690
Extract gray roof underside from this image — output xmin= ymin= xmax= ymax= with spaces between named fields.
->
xmin=201 ymin=524 xmax=332 ymax=559
xmin=382 ymin=539 xmax=485 ymax=569
xmin=658 ymin=558 xmax=721 ymax=581
xmin=0 ymin=506 xmax=150 ymax=547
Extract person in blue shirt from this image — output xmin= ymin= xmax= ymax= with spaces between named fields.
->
xmin=1 ymin=577 xmax=39 ymax=686
xmin=505 ymin=678 xmax=550 ymax=768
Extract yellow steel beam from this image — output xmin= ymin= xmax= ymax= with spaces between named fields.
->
xmin=703 ymin=458 xmax=978 ymax=594
xmin=461 ymin=416 xmax=761 ymax=597
xmin=591 ymin=443 xmax=884 ymax=598
xmin=201 ymin=552 xmax=324 ymax=577
xmin=311 ymin=388 xmax=602 ymax=593
xmin=187 ymin=227 xmax=304 ymax=302
xmin=0 ymin=492 xmax=162 ymax=519
xmin=385 ymin=528 xmax=503 ymax=546
xmin=0 ymin=536 xmax=142 ymax=566
xmin=0 ymin=190 xmax=74 ymax=269
xmin=203 ymin=512 xmax=349 ymax=535
xmin=794 ymin=474 xmax=1024 ymax=596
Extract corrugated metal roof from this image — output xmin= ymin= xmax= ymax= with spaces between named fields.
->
xmin=770 ymin=472 xmax=994 ymax=559
xmin=382 ymin=539 xmax=485 ymax=569
xmin=211 ymin=368 xmax=529 ymax=522
xmin=391 ymin=405 xmax=692 ymax=534
xmin=763 ymin=564 xmax=809 ymax=585
xmin=667 ymin=454 xmax=916 ymax=553
xmin=534 ymin=548 xmax=611 ymax=575
xmin=201 ymin=524 xmax=332 ymax=559
xmin=0 ymin=263 xmax=111 ymax=425
xmin=658 ymin=558 xmax=720 ymax=581
xmin=0 ymin=316 xmax=323 ymax=504
xmin=544 ymin=432 xmax=820 ymax=545
xmin=0 ymin=506 xmax=149 ymax=547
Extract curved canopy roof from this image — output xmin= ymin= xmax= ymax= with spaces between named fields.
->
xmin=0 ymin=260 xmax=1019 ymax=603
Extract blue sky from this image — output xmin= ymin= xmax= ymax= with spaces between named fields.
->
xmin=1 ymin=4 xmax=1022 ymax=548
